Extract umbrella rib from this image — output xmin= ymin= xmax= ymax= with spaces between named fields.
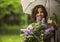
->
xmin=45 ymin=0 xmax=48 ymax=6
xmin=25 ymin=0 xmax=37 ymax=11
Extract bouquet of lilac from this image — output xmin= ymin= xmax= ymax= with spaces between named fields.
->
xmin=20 ymin=17 xmax=53 ymax=42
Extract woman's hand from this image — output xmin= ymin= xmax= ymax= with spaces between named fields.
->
xmin=47 ymin=18 xmax=52 ymax=24
xmin=47 ymin=18 xmax=55 ymax=30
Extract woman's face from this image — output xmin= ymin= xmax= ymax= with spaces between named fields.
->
xmin=36 ymin=8 xmax=44 ymax=20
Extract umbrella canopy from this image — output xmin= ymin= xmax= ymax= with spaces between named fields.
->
xmin=21 ymin=0 xmax=47 ymax=14
xmin=21 ymin=0 xmax=60 ymax=16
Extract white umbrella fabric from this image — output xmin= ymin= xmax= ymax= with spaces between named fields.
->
xmin=46 ymin=0 xmax=60 ymax=16
xmin=21 ymin=0 xmax=47 ymax=14
xmin=21 ymin=0 xmax=60 ymax=16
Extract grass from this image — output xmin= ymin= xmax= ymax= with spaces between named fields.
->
xmin=0 ymin=34 xmax=23 ymax=42
xmin=0 ymin=22 xmax=27 ymax=42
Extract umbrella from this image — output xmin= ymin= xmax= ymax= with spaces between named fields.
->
xmin=21 ymin=0 xmax=60 ymax=16
xmin=21 ymin=0 xmax=47 ymax=14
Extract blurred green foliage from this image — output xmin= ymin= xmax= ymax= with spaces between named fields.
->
xmin=0 ymin=0 xmax=28 ymax=34
xmin=0 ymin=0 xmax=20 ymax=15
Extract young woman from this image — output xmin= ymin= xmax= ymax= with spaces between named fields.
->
xmin=31 ymin=5 xmax=55 ymax=42
xmin=21 ymin=5 xmax=56 ymax=42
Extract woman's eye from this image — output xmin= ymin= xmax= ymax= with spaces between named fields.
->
xmin=40 ymin=11 xmax=43 ymax=13
xmin=36 ymin=12 xmax=39 ymax=14
xmin=37 ymin=12 xmax=39 ymax=13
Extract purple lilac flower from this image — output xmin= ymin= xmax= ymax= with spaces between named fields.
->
xmin=28 ymin=28 xmax=33 ymax=34
xmin=41 ymin=24 xmax=47 ymax=29
xmin=20 ymin=27 xmax=33 ymax=35
xmin=42 ymin=18 xmax=45 ymax=24
xmin=45 ymin=28 xmax=51 ymax=35
xmin=41 ymin=18 xmax=47 ymax=28
xmin=20 ymin=29 xmax=29 ymax=35
xmin=36 ymin=16 xmax=41 ymax=21
xmin=24 ymin=31 xmax=29 ymax=35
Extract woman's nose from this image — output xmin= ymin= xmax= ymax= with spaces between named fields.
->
xmin=38 ymin=13 xmax=41 ymax=16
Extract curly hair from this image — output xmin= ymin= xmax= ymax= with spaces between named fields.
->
xmin=31 ymin=5 xmax=48 ymax=22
